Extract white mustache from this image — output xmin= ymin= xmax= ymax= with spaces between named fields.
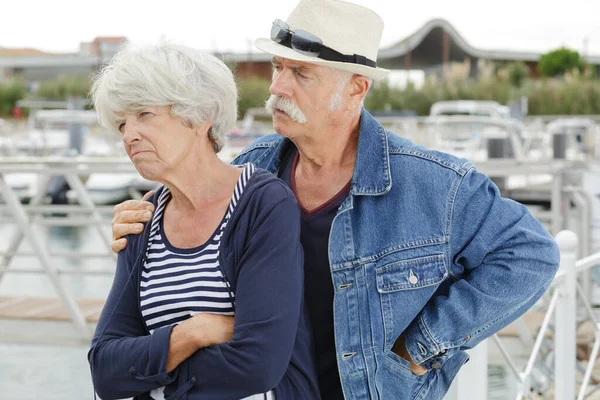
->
xmin=264 ymin=95 xmax=307 ymax=124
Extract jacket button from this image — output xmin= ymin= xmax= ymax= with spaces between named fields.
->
xmin=432 ymin=362 xmax=442 ymax=369
xmin=190 ymin=377 xmax=197 ymax=384
xmin=129 ymin=367 xmax=137 ymax=376
xmin=408 ymin=270 xmax=418 ymax=285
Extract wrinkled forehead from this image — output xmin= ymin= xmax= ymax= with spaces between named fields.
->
xmin=272 ymin=56 xmax=331 ymax=74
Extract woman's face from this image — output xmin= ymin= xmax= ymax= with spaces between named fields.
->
xmin=118 ymin=105 xmax=201 ymax=181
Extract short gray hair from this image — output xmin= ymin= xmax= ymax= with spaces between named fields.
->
xmin=91 ymin=40 xmax=237 ymax=152
xmin=328 ymin=69 xmax=372 ymax=112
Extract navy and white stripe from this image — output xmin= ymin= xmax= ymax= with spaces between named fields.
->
xmin=142 ymin=164 xmax=274 ymax=400
xmin=141 ymin=163 xmax=256 ymax=333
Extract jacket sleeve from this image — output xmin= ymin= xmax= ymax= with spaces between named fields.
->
xmin=183 ymin=187 xmax=305 ymax=398
xmin=88 ymin=245 xmax=177 ymax=399
xmin=403 ymin=166 xmax=560 ymax=369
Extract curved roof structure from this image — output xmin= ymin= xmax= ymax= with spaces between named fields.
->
xmin=377 ymin=18 xmax=600 ymax=70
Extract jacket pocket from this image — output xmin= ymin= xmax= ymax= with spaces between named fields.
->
xmin=376 ymin=254 xmax=446 ymax=293
xmin=376 ymin=254 xmax=447 ymax=351
xmin=378 ymin=349 xmax=434 ymax=400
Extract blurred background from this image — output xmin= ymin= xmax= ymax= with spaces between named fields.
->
xmin=1 ymin=0 xmax=600 ymax=399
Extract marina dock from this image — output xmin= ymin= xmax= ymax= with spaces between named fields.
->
xmin=1 ymin=110 xmax=600 ymax=399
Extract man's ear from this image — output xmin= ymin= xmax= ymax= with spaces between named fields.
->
xmin=348 ymin=75 xmax=370 ymax=106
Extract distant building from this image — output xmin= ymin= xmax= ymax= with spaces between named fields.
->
xmin=376 ymin=19 xmax=600 ymax=78
xmin=226 ymin=19 xmax=600 ymax=80
xmin=0 ymin=23 xmax=598 ymax=86
xmin=79 ymin=36 xmax=126 ymax=57
xmin=0 ymin=37 xmax=126 ymax=85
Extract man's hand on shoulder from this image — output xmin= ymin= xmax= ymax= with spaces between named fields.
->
xmin=111 ymin=191 xmax=155 ymax=253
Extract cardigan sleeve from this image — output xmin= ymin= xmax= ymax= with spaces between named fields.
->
xmin=182 ymin=184 xmax=306 ymax=398
xmin=88 ymin=242 xmax=177 ymax=399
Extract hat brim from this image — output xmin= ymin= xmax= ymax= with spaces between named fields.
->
xmin=255 ymin=38 xmax=389 ymax=81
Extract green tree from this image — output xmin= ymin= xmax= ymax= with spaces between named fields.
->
xmin=237 ymin=78 xmax=271 ymax=118
xmin=538 ymin=47 xmax=583 ymax=77
xmin=506 ymin=62 xmax=530 ymax=87
xmin=35 ymin=75 xmax=91 ymax=100
xmin=0 ymin=79 xmax=26 ymax=116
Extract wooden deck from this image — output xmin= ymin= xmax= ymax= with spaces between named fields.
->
xmin=0 ymin=296 xmax=104 ymax=323
xmin=0 ymin=296 xmax=597 ymax=351
xmin=0 ymin=296 xmax=591 ymax=339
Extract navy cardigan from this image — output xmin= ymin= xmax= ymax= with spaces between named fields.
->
xmin=88 ymin=169 xmax=320 ymax=400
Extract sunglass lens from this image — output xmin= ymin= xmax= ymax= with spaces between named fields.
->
xmin=291 ymin=29 xmax=323 ymax=57
xmin=270 ymin=19 xmax=290 ymax=43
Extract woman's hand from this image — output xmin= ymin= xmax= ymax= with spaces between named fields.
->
xmin=166 ymin=314 xmax=234 ymax=373
xmin=184 ymin=313 xmax=235 ymax=348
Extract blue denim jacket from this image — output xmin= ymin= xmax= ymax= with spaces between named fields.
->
xmin=232 ymin=109 xmax=560 ymax=400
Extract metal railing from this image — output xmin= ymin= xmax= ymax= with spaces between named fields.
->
xmin=452 ymin=230 xmax=600 ymax=400
xmin=0 ymin=156 xmax=142 ymax=339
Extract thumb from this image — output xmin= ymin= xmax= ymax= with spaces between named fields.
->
xmin=141 ymin=190 xmax=155 ymax=202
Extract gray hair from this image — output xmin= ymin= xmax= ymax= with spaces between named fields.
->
xmin=91 ymin=40 xmax=237 ymax=152
xmin=328 ymin=69 xmax=371 ymax=112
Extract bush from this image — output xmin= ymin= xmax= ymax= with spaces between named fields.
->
xmin=363 ymin=68 xmax=600 ymax=116
xmin=505 ymin=62 xmax=530 ymax=87
xmin=538 ymin=47 xmax=584 ymax=77
xmin=237 ymin=78 xmax=271 ymax=118
xmin=0 ymin=79 xmax=26 ymax=116
xmin=34 ymin=75 xmax=92 ymax=100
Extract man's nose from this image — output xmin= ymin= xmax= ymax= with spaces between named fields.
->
xmin=270 ymin=69 xmax=294 ymax=98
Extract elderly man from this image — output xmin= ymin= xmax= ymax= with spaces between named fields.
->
xmin=110 ymin=0 xmax=560 ymax=398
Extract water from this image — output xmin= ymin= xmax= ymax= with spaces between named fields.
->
xmin=0 ymin=343 xmax=93 ymax=400
xmin=0 ymin=220 xmax=114 ymax=399
xmin=0 ymin=222 xmax=515 ymax=399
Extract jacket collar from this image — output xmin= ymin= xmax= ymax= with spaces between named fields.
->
xmin=259 ymin=108 xmax=391 ymax=196
xmin=350 ymin=108 xmax=391 ymax=196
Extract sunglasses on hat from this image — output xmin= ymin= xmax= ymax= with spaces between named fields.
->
xmin=270 ymin=19 xmax=377 ymax=67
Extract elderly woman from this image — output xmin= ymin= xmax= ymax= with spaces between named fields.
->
xmin=88 ymin=41 xmax=319 ymax=400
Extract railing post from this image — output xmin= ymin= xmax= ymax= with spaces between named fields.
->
xmin=451 ymin=340 xmax=488 ymax=400
xmin=555 ymin=230 xmax=578 ymax=400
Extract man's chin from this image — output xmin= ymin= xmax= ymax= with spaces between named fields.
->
xmin=273 ymin=120 xmax=295 ymax=138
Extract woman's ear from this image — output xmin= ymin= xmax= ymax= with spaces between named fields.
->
xmin=195 ymin=120 xmax=212 ymax=137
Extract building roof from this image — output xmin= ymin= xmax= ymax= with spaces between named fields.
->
xmin=377 ymin=18 xmax=600 ymax=68
xmin=91 ymin=36 xmax=127 ymax=43
xmin=0 ymin=47 xmax=52 ymax=57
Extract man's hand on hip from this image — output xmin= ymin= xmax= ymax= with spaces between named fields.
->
xmin=111 ymin=191 xmax=155 ymax=253
xmin=392 ymin=334 xmax=428 ymax=376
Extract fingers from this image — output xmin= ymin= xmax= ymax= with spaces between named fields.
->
xmin=110 ymin=192 xmax=156 ymax=254
xmin=141 ymin=190 xmax=155 ymax=201
xmin=112 ymin=222 xmax=145 ymax=241
xmin=111 ymin=238 xmax=128 ymax=254
xmin=113 ymin=199 xmax=155 ymax=216
xmin=113 ymin=209 xmax=153 ymax=225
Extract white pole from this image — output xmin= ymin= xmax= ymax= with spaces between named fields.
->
xmin=452 ymin=340 xmax=488 ymax=400
xmin=555 ymin=230 xmax=578 ymax=400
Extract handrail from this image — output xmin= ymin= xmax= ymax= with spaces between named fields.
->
xmin=454 ymin=231 xmax=600 ymax=400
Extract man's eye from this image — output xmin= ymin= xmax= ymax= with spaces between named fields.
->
xmin=139 ymin=112 xmax=152 ymax=118
xmin=294 ymin=70 xmax=307 ymax=78
xmin=118 ymin=123 xmax=125 ymax=133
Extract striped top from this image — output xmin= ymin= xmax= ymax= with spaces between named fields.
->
xmin=140 ymin=163 xmax=255 ymax=333
xmin=140 ymin=163 xmax=272 ymax=400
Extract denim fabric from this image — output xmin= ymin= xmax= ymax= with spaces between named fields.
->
xmin=232 ymin=109 xmax=560 ymax=400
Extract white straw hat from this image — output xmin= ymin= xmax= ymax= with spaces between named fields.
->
xmin=255 ymin=0 xmax=390 ymax=81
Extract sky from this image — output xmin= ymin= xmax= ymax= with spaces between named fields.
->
xmin=1 ymin=0 xmax=599 ymax=56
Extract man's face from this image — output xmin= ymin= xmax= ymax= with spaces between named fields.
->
xmin=267 ymin=57 xmax=345 ymax=139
